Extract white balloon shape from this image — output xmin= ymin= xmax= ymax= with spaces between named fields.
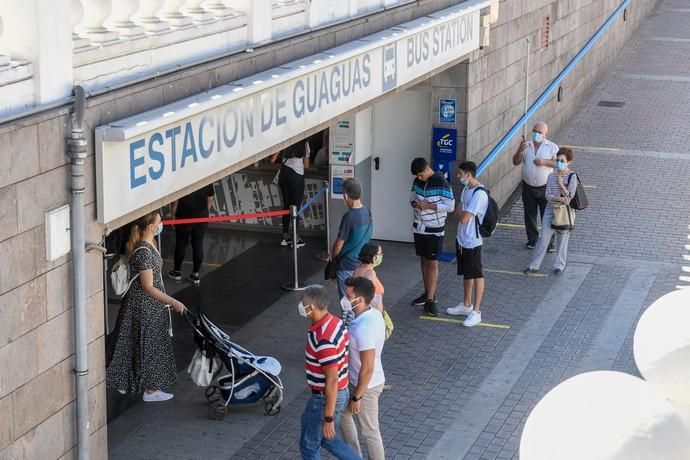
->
xmin=520 ymin=371 xmax=690 ymax=460
xmin=634 ymin=289 xmax=690 ymax=409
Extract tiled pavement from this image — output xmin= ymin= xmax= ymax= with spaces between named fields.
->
xmin=107 ymin=1 xmax=690 ymax=458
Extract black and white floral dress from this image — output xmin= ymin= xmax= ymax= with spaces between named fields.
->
xmin=106 ymin=240 xmax=178 ymax=393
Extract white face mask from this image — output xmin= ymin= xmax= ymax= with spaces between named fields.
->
xmin=340 ymin=296 xmax=354 ymax=313
xmin=298 ymin=302 xmax=309 ymax=318
xmin=154 ymin=222 xmax=163 ymax=236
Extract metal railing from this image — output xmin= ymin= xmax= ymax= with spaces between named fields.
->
xmin=477 ymin=0 xmax=631 ymax=177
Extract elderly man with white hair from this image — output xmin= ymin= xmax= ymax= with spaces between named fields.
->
xmin=512 ymin=122 xmax=559 ymax=251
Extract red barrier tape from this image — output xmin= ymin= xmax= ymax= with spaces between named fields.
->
xmin=162 ymin=209 xmax=290 ymax=225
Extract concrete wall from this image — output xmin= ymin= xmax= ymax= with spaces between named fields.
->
xmin=466 ymin=0 xmax=659 ymax=206
xmin=0 ymin=115 xmax=107 ymax=458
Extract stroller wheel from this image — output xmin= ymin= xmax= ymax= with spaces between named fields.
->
xmin=264 ymin=401 xmax=281 ymax=416
xmin=208 ymin=401 xmax=226 ymax=420
xmin=205 ymin=386 xmax=219 ymax=402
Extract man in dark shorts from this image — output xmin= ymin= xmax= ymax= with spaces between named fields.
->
xmin=168 ymin=184 xmax=215 ymax=285
xmin=446 ymin=161 xmax=488 ymax=327
xmin=409 ymin=158 xmax=454 ymax=316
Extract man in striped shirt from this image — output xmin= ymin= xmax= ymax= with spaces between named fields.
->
xmin=299 ymin=285 xmax=361 ymax=460
xmin=410 ymin=157 xmax=455 ymax=316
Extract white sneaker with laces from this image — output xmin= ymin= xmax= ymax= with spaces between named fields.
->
xmin=463 ymin=310 xmax=482 ymax=327
xmin=447 ymin=304 xmax=473 ymax=316
xmin=143 ymin=390 xmax=174 ymax=402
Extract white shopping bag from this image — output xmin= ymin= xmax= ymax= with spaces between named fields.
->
xmin=187 ymin=350 xmax=219 ymax=387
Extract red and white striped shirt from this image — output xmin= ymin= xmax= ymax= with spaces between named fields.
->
xmin=305 ymin=313 xmax=349 ymax=391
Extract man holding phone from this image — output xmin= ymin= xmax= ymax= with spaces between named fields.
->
xmin=512 ymin=122 xmax=559 ymax=251
xmin=409 ymin=157 xmax=455 ymax=316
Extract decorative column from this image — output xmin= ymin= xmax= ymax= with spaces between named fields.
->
xmin=135 ymin=0 xmax=170 ymax=33
xmin=348 ymin=0 xmax=359 ymax=18
xmin=183 ymin=0 xmax=213 ymax=24
xmin=109 ymin=0 xmax=146 ymax=38
xmin=71 ymin=0 xmax=92 ymax=49
xmin=1 ymin=0 xmax=73 ymax=103
xmin=161 ymin=0 xmax=193 ymax=27
xmin=304 ymin=0 xmax=320 ymax=28
xmin=0 ymin=17 xmax=10 ymax=66
xmin=204 ymin=1 xmax=236 ymax=19
xmin=246 ymin=0 xmax=271 ymax=43
xmin=225 ymin=0 xmax=249 ymax=13
xmin=81 ymin=0 xmax=120 ymax=44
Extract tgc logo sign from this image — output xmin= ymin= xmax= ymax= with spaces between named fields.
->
xmin=436 ymin=134 xmax=453 ymax=148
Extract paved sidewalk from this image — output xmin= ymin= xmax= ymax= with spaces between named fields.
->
xmin=107 ymin=1 xmax=690 ymax=458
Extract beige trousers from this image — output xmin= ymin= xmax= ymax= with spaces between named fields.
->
xmin=340 ymin=383 xmax=385 ymax=460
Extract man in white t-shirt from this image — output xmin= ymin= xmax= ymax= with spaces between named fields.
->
xmin=339 ymin=276 xmax=386 ymax=460
xmin=512 ymin=122 xmax=559 ymax=251
xmin=447 ymin=161 xmax=489 ymax=328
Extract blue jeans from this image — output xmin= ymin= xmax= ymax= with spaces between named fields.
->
xmin=299 ymin=389 xmax=362 ymax=460
xmin=336 ymin=270 xmax=354 ymax=327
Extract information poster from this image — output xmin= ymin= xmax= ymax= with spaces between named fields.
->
xmin=330 ymin=119 xmax=355 ymax=164
xmin=439 ymin=98 xmax=457 ymax=124
xmin=330 ymin=165 xmax=355 ymax=199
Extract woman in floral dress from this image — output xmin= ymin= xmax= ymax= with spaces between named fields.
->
xmin=107 ymin=211 xmax=186 ymax=402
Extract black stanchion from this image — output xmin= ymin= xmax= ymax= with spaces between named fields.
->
xmin=315 ymin=180 xmax=330 ymax=262
xmin=281 ymin=205 xmax=307 ymax=291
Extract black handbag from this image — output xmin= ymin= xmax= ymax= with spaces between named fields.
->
xmin=568 ymin=173 xmax=589 ymax=211
xmin=324 ymin=259 xmax=338 ymax=280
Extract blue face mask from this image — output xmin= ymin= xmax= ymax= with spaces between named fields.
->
xmin=154 ymin=223 xmax=163 ymax=236
xmin=556 ymin=161 xmax=566 ymax=171
xmin=532 ymin=132 xmax=544 ymax=143
xmin=460 ymin=178 xmax=469 ymax=186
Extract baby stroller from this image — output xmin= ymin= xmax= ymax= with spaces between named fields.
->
xmin=185 ymin=310 xmax=284 ymax=420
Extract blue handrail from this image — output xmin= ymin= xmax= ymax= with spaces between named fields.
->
xmin=477 ymin=0 xmax=631 ymax=177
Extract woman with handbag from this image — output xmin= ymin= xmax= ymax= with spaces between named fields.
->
xmin=524 ymin=148 xmax=578 ymax=275
xmin=106 ymin=211 xmax=187 ymax=402
xmin=354 ymin=243 xmax=394 ymax=340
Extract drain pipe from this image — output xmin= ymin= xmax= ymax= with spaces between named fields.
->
xmin=68 ymin=85 xmax=90 ymax=460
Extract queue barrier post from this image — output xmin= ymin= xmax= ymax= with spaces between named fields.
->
xmin=281 ymin=205 xmax=307 ymax=291
xmin=315 ymin=180 xmax=330 ymax=262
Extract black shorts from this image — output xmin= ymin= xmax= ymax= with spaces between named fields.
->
xmin=414 ymin=233 xmax=443 ymax=261
xmin=456 ymin=243 xmax=483 ymax=279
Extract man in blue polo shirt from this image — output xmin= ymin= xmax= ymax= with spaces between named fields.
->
xmin=331 ymin=179 xmax=372 ymax=326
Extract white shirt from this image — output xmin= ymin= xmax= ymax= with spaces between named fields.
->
xmin=348 ymin=307 xmax=386 ymax=388
xmin=457 ymin=184 xmax=489 ymax=249
xmin=521 ymin=139 xmax=559 ymax=187
xmin=283 ymin=141 xmax=310 ymax=175
xmin=284 ymin=157 xmax=304 ymax=175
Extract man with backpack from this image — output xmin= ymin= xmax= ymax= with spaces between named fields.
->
xmin=447 ymin=161 xmax=492 ymax=327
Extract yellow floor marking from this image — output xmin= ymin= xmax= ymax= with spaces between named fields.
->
xmin=419 ymin=316 xmax=511 ymax=329
xmin=163 ymin=259 xmax=223 ymax=268
xmin=485 ymin=269 xmax=548 ymax=278
xmin=497 ymin=222 xmax=525 ymax=228
xmin=560 ymin=144 xmax=622 ymax=152
xmin=582 ymin=185 xmax=597 ymax=189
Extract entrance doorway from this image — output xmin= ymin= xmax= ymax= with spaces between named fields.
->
xmin=371 ymin=90 xmax=431 ymax=242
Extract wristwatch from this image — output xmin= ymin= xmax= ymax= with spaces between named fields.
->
xmin=323 ymin=415 xmax=334 ymax=423
xmin=350 ymin=394 xmax=362 ymax=402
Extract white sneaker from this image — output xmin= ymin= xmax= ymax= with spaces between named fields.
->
xmin=447 ymin=304 xmax=473 ymax=316
xmin=143 ymin=390 xmax=174 ymax=402
xmin=463 ymin=310 xmax=482 ymax=327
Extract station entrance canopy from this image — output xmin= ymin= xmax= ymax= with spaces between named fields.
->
xmin=95 ymin=0 xmax=489 ymax=224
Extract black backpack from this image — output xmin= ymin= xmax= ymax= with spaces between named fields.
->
xmin=471 ymin=186 xmax=499 ymax=238
xmin=568 ymin=173 xmax=589 ymax=211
